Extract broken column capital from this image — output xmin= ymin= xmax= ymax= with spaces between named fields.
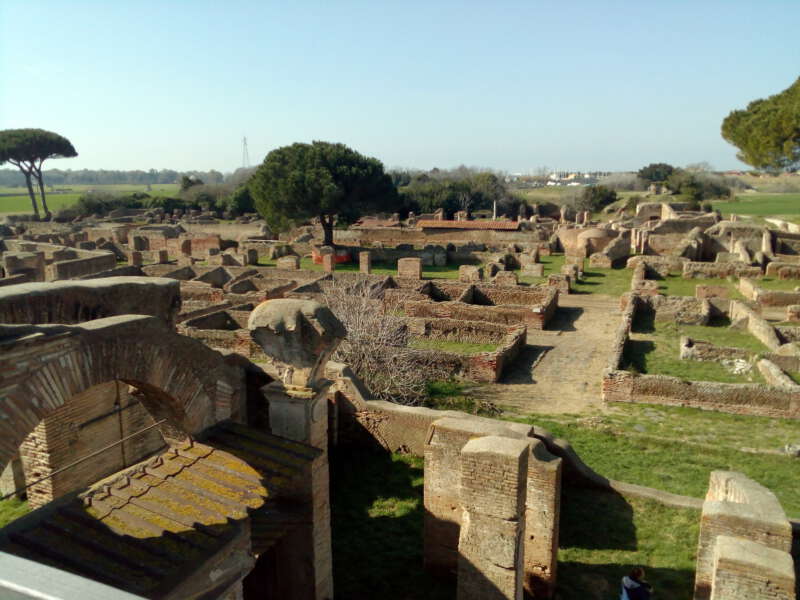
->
xmin=247 ymin=298 xmax=346 ymax=390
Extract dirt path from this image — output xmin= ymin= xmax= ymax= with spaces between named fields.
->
xmin=473 ymin=294 xmax=620 ymax=415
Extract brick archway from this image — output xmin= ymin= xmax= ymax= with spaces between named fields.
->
xmin=0 ymin=314 xmax=241 ymax=470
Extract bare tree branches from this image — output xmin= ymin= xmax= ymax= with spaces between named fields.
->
xmin=319 ymin=277 xmax=449 ymax=405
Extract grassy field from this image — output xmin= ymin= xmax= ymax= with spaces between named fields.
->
xmin=514 ymin=403 xmax=800 ymax=518
xmin=756 ymin=276 xmax=800 ymax=291
xmin=712 ymin=192 xmax=800 ymax=222
xmin=624 ymin=314 xmax=766 ymax=384
xmin=0 ymin=183 xmax=180 ymax=214
xmin=655 ymin=274 xmax=743 ymax=299
xmin=409 ymin=338 xmax=498 ymax=355
xmin=519 ymin=254 xmax=632 ymax=296
xmin=0 ymin=498 xmax=29 ymax=528
xmin=330 ymin=448 xmax=699 ymax=600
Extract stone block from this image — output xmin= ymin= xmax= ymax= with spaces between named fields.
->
xmin=129 ymin=251 xmax=143 ymax=267
xmin=277 ymin=256 xmax=300 ymax=270
xmin=157 ymin=249 xmax=169 ymax=264
xmin=322 ymin=253 xmax=335 ymax=273
xmin=696 ymin=285 xmax=730 ymax=300
xmin=493 ymin=271 xmax=518 ymax=287
xmin=359 ymin=251 xmax=372 ymax=274
xmin=523 ymin=263 xmax=544 ymax=277
xmin=458 ymin=265 xmax=482 ymax=283
xmin=398 ymin=257 xmax=422 ymax=280
xmin=786 ymin=305 xmax=800 ymax=322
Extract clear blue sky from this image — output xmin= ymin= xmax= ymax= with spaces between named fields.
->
xmin=1 ymin=1 xmax=798 ymax=173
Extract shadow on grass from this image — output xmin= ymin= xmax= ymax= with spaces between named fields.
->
xmin=570 ymin=271 xmax=604 ymax=295
xmin=631 ymin=309 xmax=655 ymax=334
xmin=557 ymin=487 xmax=694 ymax=599
xmin=330 ymin=448 xmax=455 ymax=600
xmin=560 ymin=487 xmax=637 ymax=552
xmin=622 ymin=339 xmax=655 ymax=373
xmin=556 ymin=561 xmax=694 ymax=600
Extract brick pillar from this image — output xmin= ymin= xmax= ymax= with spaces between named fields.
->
xmin=322 ymin=253 xmax=335 ymax=273
xmin=130 ymin=251 xmax=143 ymax=267
xmin=457 ymin=435 xmax=529 ymax=600
xmin=262 ymin=382 xmax=333 ymax=600
xmin=359 ymin=251 xmax=372 ymax=274
xmin=157 ymin=249 xmax=169 ymax=264
xmin=524 ymin=440 xmax=562 ymax=598
xmin=398 ymin=257 xmax=422 ymax=280
xmin=709 ymin=536 xmax=795 ymax=600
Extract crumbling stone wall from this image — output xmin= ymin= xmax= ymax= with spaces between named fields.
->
xmin=602 ymin=370 xmax=800 ymax=418
xmin=694 ymin=471 xmax=794 ymax=600
xmin=682 ymin=261 xmax=761 ymax=280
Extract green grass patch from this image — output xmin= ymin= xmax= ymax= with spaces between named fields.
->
xmin=756 ymin=276 xmax=800 ymax=292
xmin=0 ymin=193 xmax=82 ymax=214
xmin=713 ymin=193 xmax=800 ymax=221
xmin=513 ymin=404 xmax=800 ymax=517
xmin=656 ymin=274 xmax=743 ymax=299
xmin=331 ymin=450 xmax=454 ymax=600
xmin=331 ymin=447 xmax=700 ymax=599
xmin=558 ymin=488 xmax=697 ymax=599
xmin=0 ymin=498 xmax=29 ymax=528
xmin=409 ymin=338 xmax=498 ymax=355
xmin=518 ymin=253 xmax=632 ymax=296
xmin=624 ymin=314 xmax=765 ymax=383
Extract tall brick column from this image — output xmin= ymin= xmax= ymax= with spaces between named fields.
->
xmin=248 ymin=299 xmax=346 ymax=600
xmin=359 ymin=251 xmax=372 ymax=274
xmin=524 ymin=440 xmax=561 ymax=598
xmin=457 ymin=435 xmax=529 ymax=600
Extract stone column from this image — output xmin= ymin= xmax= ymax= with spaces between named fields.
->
xmin=359 ymin=251 xmax=372 ymax=274
xmin=457 ymin=435 xmax=529 ymax=600
xmin=524 ymin=441 xmax=562 ymax=598
xmin=248 ymin=299 xmax=346 ymax=600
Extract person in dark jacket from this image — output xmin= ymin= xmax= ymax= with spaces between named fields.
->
xmin=620 ymin=567 xmax=652 ymax=600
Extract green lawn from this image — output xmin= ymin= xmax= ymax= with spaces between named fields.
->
xmin=624 ymin=314 xmax=766 ymax=384
xmin=519 ymin=253 xmax=633 ymax=296
xmin=712 ymin=193 xmax=800 ymax=222
xmin=331 ymin=448 xmax=700 ymax=600
xmin=0 ymin=183 xmax=181 ymax=214
xmin=755 ymin=276 xmax=800 ymax=292
xmin=515 ymin=404 xmax=800 ymax=518
xmin=0 ymin=498 xmax=29 ymax=528
xmin=0 ymin=193 xmax=83 ymax=214
xmin=409 ymin=338 xmax=498 ymax=355
xmin=656 ymin=274 xmax=743 ymax=299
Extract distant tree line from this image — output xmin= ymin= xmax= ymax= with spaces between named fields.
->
xmin=0 ymin=167 xmax=249 ymax=187
xmin=390 ymin=166 xmax=520 ymax=218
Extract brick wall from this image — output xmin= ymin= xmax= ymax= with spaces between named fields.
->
xmin=19 ymin=381 xmax=165 ymax=508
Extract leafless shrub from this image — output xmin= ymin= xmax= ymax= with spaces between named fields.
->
xmin=319 ymin=277 xmax=449 ymax=405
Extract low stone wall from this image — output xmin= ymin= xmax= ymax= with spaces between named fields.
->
xmin=607 ymin=293 xmax=638 ymax=370
xmin=602 ymin=370 xmax=800 ymax=418
xmin=626 ymin=254 xmax=689 ymax=275
xmin=694 ymin=471 xmax=794 ymax=600
xmin=403 ymin=299 xmax=552 ymax=329
xmin=180 ymin=327 xmax=267 ymax=360
xmin=651 ymin=295 xmax=711 ymax=325
xmin=404 ymin=317 xmax=514 ymax=344
xmin=682 ymin=261 xmax=761 ymax=280
xmin=680 ymin=337 xmax=752 ymax=363
xmin=406 ymin=325 xmax=526 ymax=383
xmin=729 ymin=300 xmax=784 ymax=351
xmin=49 ymin=252 xmax=118 ymax=280
xmin=738 ymin=277 xmax=800 ymax=307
